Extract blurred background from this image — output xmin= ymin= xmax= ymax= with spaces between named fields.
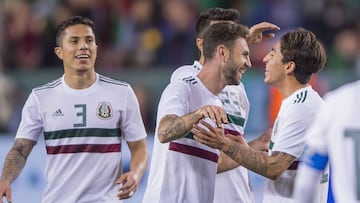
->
xmin=0 ymin=0 xmax=359 ymax=202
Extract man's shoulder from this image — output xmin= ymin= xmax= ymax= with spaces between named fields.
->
xmin=33 ymin=77 xmax=63 ymax=93
xmin=98 ymin=74 xmax=129 ymax=88
xmin=170 ymin=61 xmax=201 ymax=82
xmin=325 ymin=80 xmax=360 ymax=101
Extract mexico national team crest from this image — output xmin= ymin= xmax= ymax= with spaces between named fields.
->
xmin=97 ymin=101 xmax=113 ymax=119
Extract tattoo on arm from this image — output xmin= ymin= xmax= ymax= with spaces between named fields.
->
xmin=158 ymin=115 xmax=187 ymax=142
xmin=223 ymin=142 xmax=294 ymax=179
xmin=225 ymin=142 xmax=269 ymax=175
xmin=158 ymin=113 xmax=203 ymax=143
xmin=0 ymin=139 xmax=35 ymax=184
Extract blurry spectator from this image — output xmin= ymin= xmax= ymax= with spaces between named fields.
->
xmin=0 ymin=67 xmax=17 ymax=133
xmin=133 ymin=84 xmax=155 ymax=132
xmin=155 ymin=0 xmax=198 ymax=68
xmin=327 ymin=28 xmax=360 ymax=71
xmin=302 ymin=0 xmax=360 ymax=47
xmin=113 ymin=0 xmax=161 ymax=69
xmin=1 ymin=0 xmax=360 ymax=71
xmin=2 ymin=0 xmax=46 ymax=70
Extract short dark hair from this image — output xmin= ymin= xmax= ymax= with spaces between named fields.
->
xmin=55 ymin=16 xmax=96 ymax=46
xmin=202 ymin=23 xmax=249 ymax=60
xmin=195 ymin=8 xmax=241 ymax=38
xmin=280 ymin=28 xmax=326 ymax=84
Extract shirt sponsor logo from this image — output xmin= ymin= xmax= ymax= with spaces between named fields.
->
xmin=97 ymin=101 xmax=113 ymax=119
xmin=52 ymin=109 xmax=64 ymax=117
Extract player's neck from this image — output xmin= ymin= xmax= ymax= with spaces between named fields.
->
xmin=198 ymin=56 xmax=205 ymax=65
xmin=198 ymin=62 xmax=225 ymax=96
xmin=64 ymin=71 xmax=97 ymax=89
xmin=278 ymin=80 xmax=308 ymax=99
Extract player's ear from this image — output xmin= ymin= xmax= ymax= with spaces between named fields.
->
xmin=286 ymin=61 xmax=296 ymax=73
xmin=54 ymin=46 xmax=63 ymax=60
xmin=218 ymin=45 xmax=229 ymax=63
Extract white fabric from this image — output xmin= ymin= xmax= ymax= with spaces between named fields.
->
xmin=142 ymin=76 xmax=222 ymax=203
xmin=294 ymin=80 xmax=360 ymax=203
xmin=263 ymin=86 xmax=327 ymax=203
xmin=16 ymin=74 xmax=147 ymax=203
xmin=170 ymin=60 xmax=255 ymax=203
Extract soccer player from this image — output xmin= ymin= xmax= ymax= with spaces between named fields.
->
xmin=169 ymin=8 xmax=279 ymax=203
xmin=293 ymin=80 xmax=360 ymax=203
xmin=0 ymin=16 xmax=148 ymax=203
xmin=192 ymin=28 xmax=329 ymax=202
xmin=142 ymin=22 xmax=250 ymax=203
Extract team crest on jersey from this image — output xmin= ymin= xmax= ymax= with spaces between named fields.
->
xmin=97 ymin=102 xmax=113 ymax=119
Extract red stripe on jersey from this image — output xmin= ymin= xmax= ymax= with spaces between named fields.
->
xmin=169 ymin=142 xmax=218 ymax=163
xmin=46 ymin=144 xmax=121 ymax=154
xmin=288 ymin=161 xmax=299 ymax=170
xmin=224 ymin=128 xmax=243 ymax=136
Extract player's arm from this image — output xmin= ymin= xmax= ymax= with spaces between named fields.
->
xmin=0 ymin=138 xmax=36 ymax=203
xmin=217 ymin=152 xmax=240 ymax=173
xmin=157 ymin=105 xmax=228 ymax=143
xmin=293 ymin=147 xmax=328 ymax=203
xmin=117 ymin=138 xmax=148 ymax=200
xmin=193 ymin=120 xmax=295 ymax=179
xmin=223 ymin=144 xmax=295 ymax=180
xmin=218 ymin=129 xmax=272 ymax=173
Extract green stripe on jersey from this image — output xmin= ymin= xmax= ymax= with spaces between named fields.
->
xmin=44 ymin=128 xmax=121 ymax=140
xmin=269 ymin=140 xmax=274 ymax=150
xmin=227 ymin=114 xmax=245 ymax=127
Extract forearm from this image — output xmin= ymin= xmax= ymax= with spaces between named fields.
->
xmin=128 ymin=140 xmax=149 ymax=183
xmin=0 ymin=138 xmax=35 ymax=184
xmin=158 ymin=112 xmax=203 ymax=143
xmin=221 ymin=141 xmax=291 ymax=180
xmin=248 ymin=139 xmax=267 ymax=151
xmin=217 ymin=152 xmax=240 ymax=173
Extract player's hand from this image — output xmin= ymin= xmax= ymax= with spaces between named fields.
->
xmin=196 ymin=105 xmax=228 ymax=127
xmin=0 ymin=181 xmax=12 ymax=203
xmin=115 ymin=172 xmax=138 ymax=200
xmin=247 ymin=22 xmax=280 ymax=44
xmin=248 ymin=127 xmax=272 ymax=151
xmin=226 ymin=134 xmax=247 ymax=145
xmin=192 ymin=120 xmax=231 ymax=149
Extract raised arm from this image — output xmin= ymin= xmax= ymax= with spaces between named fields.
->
xmin=0 ymin=138 xmax=36 ymax=203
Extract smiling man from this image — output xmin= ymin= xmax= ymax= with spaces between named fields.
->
xmin=192 ymin=28 xmax=329 ymax=202
xmin=143 ymin=22 xmax=251 ymax=203
xmin=0 ymin=16 xmax=149 ymax=203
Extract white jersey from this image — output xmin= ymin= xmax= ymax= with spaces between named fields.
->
xmin=295 ymin=80 xmax=360 ymax=203
xmin=15 ymin=74 xmax=147 ymax=203
xmin=142 ymin=76 xmax=222 ymax=203
xmin=170 ymin=60 xmax=254 ymax=203
xmin=263 ymin=85 xmax=328 ymax=203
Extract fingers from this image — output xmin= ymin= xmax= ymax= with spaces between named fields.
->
xmin=118 ymin=181 xmax=136 ymax=199
xmin=116 ymin=174 xmax=137 ymax=200
xmin=201 ymin=105 xmax=228 ymax=127
xmin=248 ymin=22 xmax=280 ymax=44
xmin=251 ymin=22 xmax=280 ymax=32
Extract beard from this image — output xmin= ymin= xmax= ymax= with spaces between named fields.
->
xmin=223 ymin=58 xmax=241 ymax=86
